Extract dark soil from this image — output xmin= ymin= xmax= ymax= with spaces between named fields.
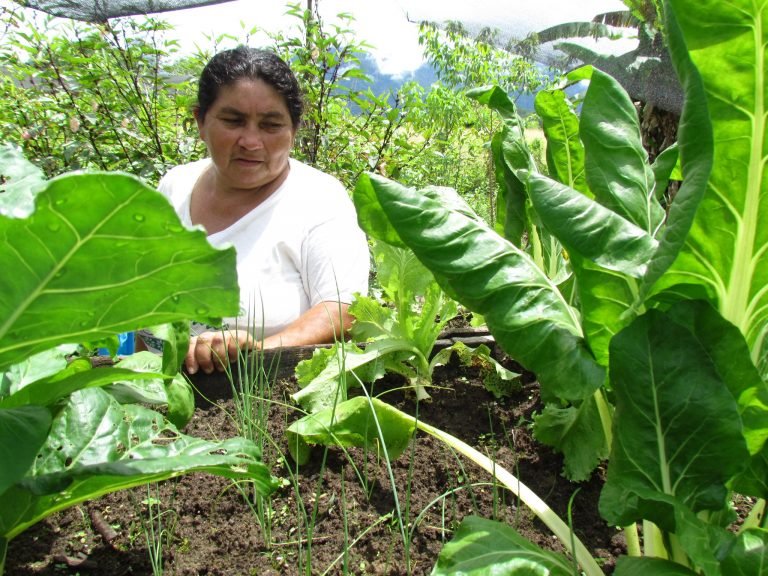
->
xmin=6 ymin=350 xmax=623 ymax=575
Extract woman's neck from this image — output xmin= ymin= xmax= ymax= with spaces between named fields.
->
xmin=190 ymin=161 xmax=291 ymax=233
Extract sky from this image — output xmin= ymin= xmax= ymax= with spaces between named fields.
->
xmin=159 ymin=0 xmax=632 ymax=76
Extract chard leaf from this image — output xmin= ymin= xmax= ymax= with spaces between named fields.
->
xmin=673 ymin=499 xmax=734 ymax=576
xmin=431 ymin=515 xmax=573 ymax=576
xmin=581 ymin=69 xmax=664 ymax=236
xmin=286 ymin=396 xmax=416 ymax=465
xmin=720 ymin=528 xmax=768 ymax=576
xmin=0 ymin=406 xmax=51 ymax=496
xmin=354 ymin=173 xmax=604 ymax=403
xmin=527 ymin=173 xmax=658 ymax=277
xmin=490 ymin=131 xmax=528 ymax=245
xmin=468 ymin=85 xmax=533 ymax=243
xmin=533 ymin=394 xmax=609 ymax=482
xmin=0 ymin=388 xmax=275 ymax=539
xmin=0 ymin=172 xmax=239 ymax=370
xmin=1 ymin=346 xmax=72 ymax=396
xmin=663 ymin=301 xmax=768 ymax=458
xmin=534 ymin=88 xmax=587 ymax=194
xmin=614 ymin=557 xmax=699 ymax=575
xmin=652 ymin=0 xmax=767 ymax=374
xmin=569 ymin=255 xmax=639 ymax=366
xmin=470 ymin=86 xmax=569 ymax=283
xmin=600 ymin=303 xmax=749 ymax=530
xmin=641 ymin=0 xmax=712 ymax=293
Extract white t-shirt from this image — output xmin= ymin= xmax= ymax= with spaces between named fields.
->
xmin=143 ymin=158 xmax=369 ymax=348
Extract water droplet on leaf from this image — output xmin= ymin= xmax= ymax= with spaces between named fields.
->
xmin=133 ymin=213 xmax=146 ymax=222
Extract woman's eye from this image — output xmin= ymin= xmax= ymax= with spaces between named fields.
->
xmin=262 ymin=122 xmax=284 ymax=131
xmin=222 ymin=117 xmax=243 ymax=125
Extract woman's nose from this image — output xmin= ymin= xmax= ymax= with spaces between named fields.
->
xmin=238 ymin=126 xmax=264 ymax=149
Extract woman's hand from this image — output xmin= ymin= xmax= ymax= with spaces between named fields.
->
xmin=184 ymin=301 xmax=354 ymax=374
xmin=185 ymin=329 xmax=255 ymax=375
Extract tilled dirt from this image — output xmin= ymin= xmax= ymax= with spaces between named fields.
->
xmin=6 ymin=354 xmax=623 ymax=575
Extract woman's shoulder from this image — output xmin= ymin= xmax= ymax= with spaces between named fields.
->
xmin=288 ymin=159 xmax=346 ymax=194
xmin=158 ymin=158 xmax=210 ymax=206
xmin=160 ymin=158 xmax=210 ymax=189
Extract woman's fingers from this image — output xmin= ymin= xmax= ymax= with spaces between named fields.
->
xmin=185 ymin=330 xmax=253 ymax=374
xmin=186 ymin=332 xmax=224 ymax=374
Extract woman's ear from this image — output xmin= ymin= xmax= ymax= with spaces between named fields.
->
xmin=193 ymin=107 xmax=204 ymax=132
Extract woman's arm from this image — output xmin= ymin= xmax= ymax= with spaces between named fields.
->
xmin=184 ymin=301 xmax=354 ymax=375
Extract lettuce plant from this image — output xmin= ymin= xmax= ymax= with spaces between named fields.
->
xmin=0 ymin=146 xmax=276 ymax=574
xmin=291 ymin=237 xmax=518 ymax=414
xmin=344 ymin=0 xmax=768 ymax=572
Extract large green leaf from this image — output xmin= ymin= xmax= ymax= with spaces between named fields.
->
xmin=0 ymin=144 xmax=46 ymax=219
xmin=720 ymin=528 xmax=768 ymax=576
xmin=534 ymin=87 xmax=587 ymax=194
xmin=0 ymin=406 xmax=50 ymax=496
xmin=354 ymin=173 xmax=604 ymax=402
xmin=567 ymin=255 xmax=639 ymax=366
xmin=653 ymin=0 xmax=768 ymax=373
xmin=431 ymin=515 xmax=573 ymax=576
xmin=0 ymin=172 xmax=239 ymax=370
xmin=106 ymin=351 xmax=194 ymax=429
xmin=641 ymin=0 xmax=712 ymax=293
xmin=580 ymin=69 xmax=664 ymax=235
xmin=527 ymin=174 xmax=658 ymax=277
xmin=467 ymin=86 xmax=534 ymax=244
xmin=599 ymin=303 xmax=750 ymax=530
xmin=614 ymin=557 xmax=699 ymax=575
xmin=0 ymin=346 xmax=73 ymax=397
xmin=0 ymin=388 xmax=276 ymax=540
xmin=0 ymin=366 xmax=163 ymax=409
xmin=532 ymin=394 xmax=609 ymax=482
xmin=286 ymin=396 xmax=416 ymax=465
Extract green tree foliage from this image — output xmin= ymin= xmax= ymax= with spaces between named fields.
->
xmin=0 ymin=7 xmax=202 ymax=183
xmin=0 ymin=1 xmax=548 ymax=223
xmin=417 ymin=21 xmax=550 ymax=222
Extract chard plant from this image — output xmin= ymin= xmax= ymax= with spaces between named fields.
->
xmin=0 ymin=145 xmax=277 ymax=574
xmin=326 ymin=0 xmax=768 ymax=572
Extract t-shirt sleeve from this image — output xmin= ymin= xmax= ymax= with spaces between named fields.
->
xmin=301 ymin=181 xmax=370 ymax=306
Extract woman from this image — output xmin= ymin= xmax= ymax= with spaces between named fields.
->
xmin=140 ymin=46 xmax=369 ymax=375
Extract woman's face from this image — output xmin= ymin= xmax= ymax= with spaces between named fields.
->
xmin=196 ymin=78 xmax=296 ymax=193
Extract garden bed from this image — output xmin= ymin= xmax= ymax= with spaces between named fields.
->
xmin=6 ymin=344 xmax=623 ymax=575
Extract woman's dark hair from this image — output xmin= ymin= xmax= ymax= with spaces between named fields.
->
xmin=196 ymin=46 xmax=303 ymax=128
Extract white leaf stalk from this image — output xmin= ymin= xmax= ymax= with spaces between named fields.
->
xmin=413 ymin=417 xmax=605 ymax=576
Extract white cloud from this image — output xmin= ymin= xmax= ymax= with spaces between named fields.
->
xmin=159 ymin=0 xmax=631 ymax=75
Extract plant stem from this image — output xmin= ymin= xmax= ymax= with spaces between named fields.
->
xmin=624 ymin=523 xmax=641 ymax=556
xmin=643 ymin=520 xmax=667 ymax=559
xmin=594 ymin=389 xmax=613 ymax=450
xmin=415 ymin=419 xmax=604 ymax=576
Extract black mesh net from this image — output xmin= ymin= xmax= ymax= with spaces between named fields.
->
xmin=12 ymin=0 xmax=236 ymax=22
